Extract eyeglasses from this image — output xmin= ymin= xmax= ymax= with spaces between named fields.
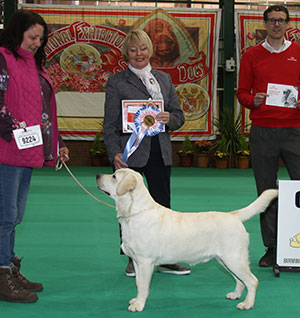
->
xmin=266 ymin=18 xmax=288 ymax=25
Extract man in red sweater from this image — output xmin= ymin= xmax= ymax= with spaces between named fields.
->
xmin=237 ymin=5 xmax=300 ymax=267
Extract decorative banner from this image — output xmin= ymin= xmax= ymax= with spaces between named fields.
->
xmin=22 ymin=5 xmax=220 ymax=140
xmin=235 ymin=10 xmax=300 ymax=133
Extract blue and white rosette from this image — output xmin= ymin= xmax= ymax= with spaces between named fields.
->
xmin=121 ymin=105 xmax=163 ymax=164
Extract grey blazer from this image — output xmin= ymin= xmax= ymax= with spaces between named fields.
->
xmin=103 ymin=68 xmax=185 ymax=167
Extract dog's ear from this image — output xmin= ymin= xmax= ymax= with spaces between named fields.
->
xmin=116 ymin=174 xmax=137 ymax=196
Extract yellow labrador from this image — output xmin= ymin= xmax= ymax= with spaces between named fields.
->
xmin=96 ymin=168 xmax=278 ymax=312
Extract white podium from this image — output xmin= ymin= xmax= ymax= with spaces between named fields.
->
xmin=274 ymin=180 xmax=300 ymax=276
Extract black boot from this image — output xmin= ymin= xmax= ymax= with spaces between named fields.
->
xmin=10 ymin=258 xmax=43 ymax=292
xmin=0 ymin=267 xmax=38 ymax=303
xmin=258 ymin=248 xmax=275 ymax=267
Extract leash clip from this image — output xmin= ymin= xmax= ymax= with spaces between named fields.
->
xmin=19 ymin=121 xmax=27 ymax=132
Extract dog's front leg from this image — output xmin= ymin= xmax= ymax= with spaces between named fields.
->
xmin=128 ymin=260 xmax=154 ymax=312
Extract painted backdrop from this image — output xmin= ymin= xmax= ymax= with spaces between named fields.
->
xmin=23 ymin=5 xmax=220 ymax=140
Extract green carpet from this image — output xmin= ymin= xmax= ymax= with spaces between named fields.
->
xmin=2 ymin=166 xmax=298 ymax=318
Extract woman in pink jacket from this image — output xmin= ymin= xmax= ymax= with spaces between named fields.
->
xmin=0 ymin=9 xmax=69 ymax=303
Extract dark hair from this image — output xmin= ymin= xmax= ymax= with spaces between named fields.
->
xmin=263 ymin=5 xmax=290 ymax=22
xmin=0 ymin=9 xmax=48 ymax=70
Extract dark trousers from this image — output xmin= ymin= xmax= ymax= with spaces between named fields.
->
xmin=131 ymin=159 xmax=171 ymax=208
xmin=250 ymin=126 xmax=300 ymax=248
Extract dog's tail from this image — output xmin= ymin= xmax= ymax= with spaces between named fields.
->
xmin=231 ymin=189 xmax=278 ymax=222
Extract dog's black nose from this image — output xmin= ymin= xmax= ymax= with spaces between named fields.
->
xmin=96 ymin=174 xmax=100 ymax=180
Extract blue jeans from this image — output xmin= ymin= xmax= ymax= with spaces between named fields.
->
xmin=0 ymin=164 xmax=33 ymax=266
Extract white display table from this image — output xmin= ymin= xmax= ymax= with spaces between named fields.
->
xmin=274 ymin=180 xmax=300 ymax=277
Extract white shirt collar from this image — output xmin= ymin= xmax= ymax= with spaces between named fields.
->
xmin=262 ymin=37 xmax=292 ymax=53
xmin=128 ymin=63 xmax=152 ymax=77
xmin=128 ymin=63 xmax=163 ymax=100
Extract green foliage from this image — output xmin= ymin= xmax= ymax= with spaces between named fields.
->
xmin=178 ymin=134 xmax=194 ymax=156
xmin=182 ymin=134 xmax=193 ymax=153
xmin=238 ymin=133 xmax=249 ymax=151
xmin=213 ymin=108 xmax=249 ymax=166
xmin=90 ymin=132 xmax=105 ymax=157
xmin=213 ymin=108 xmax=248 ymax=154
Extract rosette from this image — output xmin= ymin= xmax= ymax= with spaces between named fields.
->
xmin=134 ymin=105 xmax=163 ymax=137
xmin=121 ymin=105 xmax=162 ymax=164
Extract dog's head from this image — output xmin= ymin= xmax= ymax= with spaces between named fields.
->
xmin=96 ymin=168 xmax=140 ymax=198
xmin=96 ymin=168 xmax=150 ymax=218
xmin=144 ymin=19 xmax=180 ymax=67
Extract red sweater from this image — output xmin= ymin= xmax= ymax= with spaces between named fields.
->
xmin=237 ymin=41 xmax=300 ymax=128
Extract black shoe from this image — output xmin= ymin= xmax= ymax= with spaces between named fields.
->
xmin=125 ymin=258 xmax=135 ymax=277
xmin=259 ymin=248 xmax=275 ymax=267
xmin=157 ymin=264 xmax=191 ymax=275
xmin=126 ymin=259 xmax=191 ymax=277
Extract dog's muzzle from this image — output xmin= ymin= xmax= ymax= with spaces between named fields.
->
xmin=96 ymin=174 xmax=110 ymax=196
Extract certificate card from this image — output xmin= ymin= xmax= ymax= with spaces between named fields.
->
xmin=266 ymin=83 xmax=298 ymax=108
xmin=122 ymin=100 xmax=164 ymax=133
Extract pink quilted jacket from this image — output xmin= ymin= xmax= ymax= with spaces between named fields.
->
xmin=0 ymin=47 xmax=59 ymax=168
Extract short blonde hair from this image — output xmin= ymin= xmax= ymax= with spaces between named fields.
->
xmin=122 ymin=29 xmax=153 ymax=62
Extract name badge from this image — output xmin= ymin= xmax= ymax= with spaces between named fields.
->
xmin=13 ymin=125 xmax=43 ymax=150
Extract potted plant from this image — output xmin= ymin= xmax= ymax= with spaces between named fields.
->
xmin=214 ymin=150 xmax=229 ymax=169
xmin=236 ymin=141 xmax=250 ymax=169
xmin=236 ymin=149 xmax=250 ymax=169
xmin=213 ymin=108 xmax=248 ymax=168
xmin=177 ymin=134 xmax=194 ymax=167
xmin=194 ymin=140 xmax=213 ymax=168
xmin=90 ymin=131 xmax=106 ymax=166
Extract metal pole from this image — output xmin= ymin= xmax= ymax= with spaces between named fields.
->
xmin=4 ymin=0 xmax=17 ymax=28
xmin=221 ymin=0 xmax=235 ymax=112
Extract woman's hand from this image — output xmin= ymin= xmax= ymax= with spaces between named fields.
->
xmin=114 ymin=153 xmax=128 ymax=170
xmin=58 ymin=147 xmax=69 ymax=162
xmin=156 ymin=111 xmax=170 ymax=124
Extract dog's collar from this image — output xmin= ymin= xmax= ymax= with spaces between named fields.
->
xmin=117 ymin=208 xmax=152 ymax=220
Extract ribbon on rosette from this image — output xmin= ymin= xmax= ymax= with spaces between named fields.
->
xmin=121 ymin=104 xmax=164 ymax=164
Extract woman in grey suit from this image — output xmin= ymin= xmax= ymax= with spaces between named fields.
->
xmin=103 ymin=30 xmax=190 ymax=277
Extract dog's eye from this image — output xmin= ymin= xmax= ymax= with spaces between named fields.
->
xmin=112 ymin=175 xmax=116 ymax=179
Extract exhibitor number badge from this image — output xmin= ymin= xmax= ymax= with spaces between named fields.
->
xmin=13 ymin=125 xmax=43 ymax=150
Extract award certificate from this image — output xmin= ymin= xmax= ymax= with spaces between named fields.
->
xmin=122 ymin=100 xmax=164 ymax=133
xmin=266 ymin=83 xmax=298 ymax=108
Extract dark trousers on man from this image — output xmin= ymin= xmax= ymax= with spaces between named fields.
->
xmin=250 ymin=126 xmax=300 ymax=248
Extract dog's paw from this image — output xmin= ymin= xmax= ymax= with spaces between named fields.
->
xmin=236 ymin=301 xmax=254 ymax=310
xmin=226 ymin=291 xmax=242 ymax=300
xmin=128 ymin=299 xmax=145 ymax=312
xmin=129 ymin=298 xmax=136 ymax=305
